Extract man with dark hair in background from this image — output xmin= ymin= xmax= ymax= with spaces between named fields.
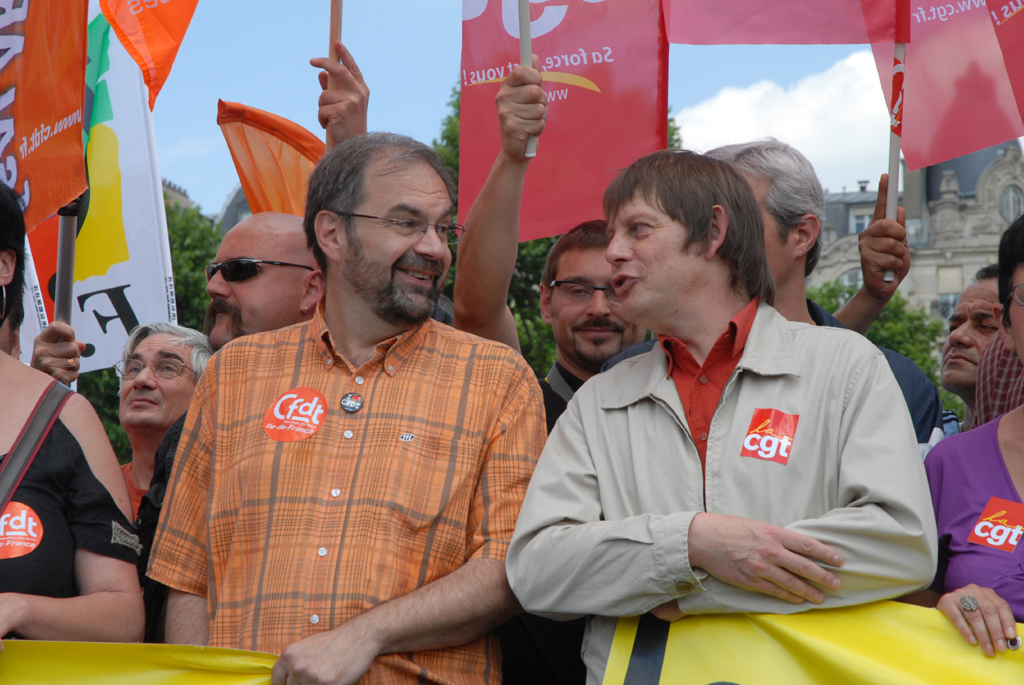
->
xmin=507 ymin=149 xmax=936 ymax=685
xmin=940 ymin=264 xmax=1000 ymax=433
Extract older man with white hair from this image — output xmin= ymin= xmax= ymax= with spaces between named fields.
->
xmin=115 ymin=322 xmax=212 ymax=519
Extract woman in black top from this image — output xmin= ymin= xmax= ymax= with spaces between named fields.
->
xmin=0 ymin=185 xmax=143 ymax=645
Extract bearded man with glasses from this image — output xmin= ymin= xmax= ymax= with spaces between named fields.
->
xmin=150 ymin=133 xmax=544 ymax=685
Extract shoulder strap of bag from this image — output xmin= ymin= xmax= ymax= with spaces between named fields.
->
xmin=0 ymin=380 xmax=74 ymax=513
xmin=545 ymin=362 xmax=576 ymax=404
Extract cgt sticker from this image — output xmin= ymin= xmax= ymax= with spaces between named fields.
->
xmin=264 ymin=387 xmax=327 ymax=442
xmin=968 ymin=496 xmax=1024 ymax=553
xmin=739 ymin=408 xmax=799 ymax=466
xmin=0 ymin=501 xmax=44 ymax=559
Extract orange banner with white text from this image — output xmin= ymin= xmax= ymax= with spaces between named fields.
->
xmin=100 ymin=0 xmax=198 ymax=110
xmin=3 ymin=1 xmax=88 ymax=233
xmin=217 ymin=100 xmax=326 ymax=217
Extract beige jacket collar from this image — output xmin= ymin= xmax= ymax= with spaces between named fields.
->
xmin=600 ymin=303 xmax=803 ymax=412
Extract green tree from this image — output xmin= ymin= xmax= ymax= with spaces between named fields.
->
xmin=77 ymin=199 xmax=221 ymax=462
xmin=668 ymin=109 xmax=682 ymax=149
xmin=806 ymin=279 xmax=963 ymax=418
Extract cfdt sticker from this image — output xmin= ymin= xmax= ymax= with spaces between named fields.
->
xmin=739 ymin=408 xmax=799 ymax=466
xmin=0 ymin=501 xmax=44 ymax=559
xmin=968 ymin=496 xmax=1024 ymax=553
xmin=264 ymin=387 xmax=327 ymax=442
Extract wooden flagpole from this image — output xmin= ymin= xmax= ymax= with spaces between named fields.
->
xmin=328 ymin=0 xmax=343 ymax=89
xmin=518 ymin=0 xmax=538 ymax=157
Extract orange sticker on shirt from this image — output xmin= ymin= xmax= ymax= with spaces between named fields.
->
xmin=739 ymin=408 xmax=799 ymax=466
xmin=967 ymin=496 xmax=1024 ymax=553
xmin=0 ymin=501 xmax=44 ymax=559
xmin=263 ymin=388 xmax=327 ymax=442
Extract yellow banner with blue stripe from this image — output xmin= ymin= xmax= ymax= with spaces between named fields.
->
xmin=603 ymin=601 xmax=1024 ymax=685
xmin=0 ymin=641 xmax=274 ymax=684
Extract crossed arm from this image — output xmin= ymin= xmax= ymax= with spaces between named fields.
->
xmin=166 ymin=558 xmax=519 ymax=685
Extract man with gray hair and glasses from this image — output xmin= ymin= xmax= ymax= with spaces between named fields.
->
xmin=115 ymin=322 xmax=212 ymax=520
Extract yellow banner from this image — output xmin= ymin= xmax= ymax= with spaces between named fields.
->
xmin=604 ymin=601 xmax=1024 ymax=685
xmin=0 ymin=641 xmax=275 ymax=684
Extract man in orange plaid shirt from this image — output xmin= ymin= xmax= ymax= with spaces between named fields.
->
xmin=148 ymin=133 xmax=546 ymax=685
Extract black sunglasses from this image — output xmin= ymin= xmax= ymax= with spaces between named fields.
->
xmin=205 ymin=258 xmax=315 ymax=283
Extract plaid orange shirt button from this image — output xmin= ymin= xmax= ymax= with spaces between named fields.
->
xmin=148 ymin=306 xmax=545 ymax=685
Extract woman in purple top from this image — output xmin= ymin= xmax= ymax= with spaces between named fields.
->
xmin=906 ymin=219 xmax=1024 ymax=656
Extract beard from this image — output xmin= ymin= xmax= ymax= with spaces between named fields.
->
xmin=204 ymin=297 xmax=246 ymax=344
xmin=570 ymin=317 xmax=626 ymax=373
xmin=343 ymin=230 xmax=445 ymax=327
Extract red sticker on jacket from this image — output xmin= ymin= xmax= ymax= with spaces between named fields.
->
xmin=967 ymin=497 xmax=1024 ymax=553
xmin=739 ymin=408 xmax=799 ymax=466
xmin=264 ymin=388 xmax=327 ymax=442
xmin=0 ymin=501 xmax=44 ymax=559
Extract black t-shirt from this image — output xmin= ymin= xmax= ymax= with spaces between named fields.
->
xmin=537 ymin=362 xmax=585 ymax=433
xmin=504 ymin=362 xmax=588 ymax=685
xmin=0 ymin=420 xmax=138 ymax=600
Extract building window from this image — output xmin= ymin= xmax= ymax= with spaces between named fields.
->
xmin=850 ymin=208 xmax=873 ymax=234
xmin=938 ymin=293 xmax=958 ymax=321
xmin=1000 ymin=185 xmax=1024 ymax=224
xmin=839 ymin=268 xmax=863 ymax=290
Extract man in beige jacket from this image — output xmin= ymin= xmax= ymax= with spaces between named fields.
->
xmin=506 ymin=150 xmax=937 ymax=684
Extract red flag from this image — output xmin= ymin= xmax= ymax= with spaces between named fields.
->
xmin=217 ymin=100 xmax=326 ymax=217
xmin=460 ymin=0 xmax=667 ymax=242
xmin=873 ymin=4 xmax=1024 ymax=171
xmin=2 ymin=1 xmax=88 ymax=233
xmin=989 ymin=1 xmax=1024 ymax=128
xmin=100 ymin=0 xmax=198 ymax=110
xmin=664 ymin=0 xmax=909 ymax=45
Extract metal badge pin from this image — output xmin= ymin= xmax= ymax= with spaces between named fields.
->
xmin=340 ymin=393 xmax=364 ymax=413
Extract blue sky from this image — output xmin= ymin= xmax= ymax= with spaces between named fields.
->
xmin=153 ymin=1 xmax=884 ymax=216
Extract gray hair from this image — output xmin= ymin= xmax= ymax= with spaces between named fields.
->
xmin=707 ymin=138 xmax=826 ymax=277
xmin=303 ymin=132 xmax=456 ymax=272
xmin=119 ymin=322 xmax=212 ymax=389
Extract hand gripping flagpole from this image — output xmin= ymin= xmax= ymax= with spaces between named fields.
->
xmin=54 ymin=195 xmax=84 ymax=325
xmin=518 ymin=0 xmax=538 ymax=158
xmin=883 ymin=41 xmax=906 ymax=283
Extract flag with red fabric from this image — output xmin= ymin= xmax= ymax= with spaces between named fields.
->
xmin=460 ymin=0 xmax=668 ymax=242
xmin=664 ymin=0 xmax=909 ymax=45
xmin=872 ymin=3 xmax=1023 ymax=170
xmin=216 ymin=100 xmax=326 ymax=217
xmin=989 ymin=0 xmax=1024 ymax=134
xmin=100 ymin=0 xmax=199 ymax=110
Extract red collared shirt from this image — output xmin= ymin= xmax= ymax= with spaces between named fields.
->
xmin=659 ymin=298 xmax=759 ymax=475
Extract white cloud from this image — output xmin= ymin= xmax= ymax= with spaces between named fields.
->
xmin=674 ymin=50 xmax=894 ymax=194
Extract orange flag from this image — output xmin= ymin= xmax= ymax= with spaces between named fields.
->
xmin=5 ymin=1 xmax=88 ymax=233
xmin=99 ymin=0 xmax=198 ymax=110
xmin=216 ymin=100 xmax=326 ymax=217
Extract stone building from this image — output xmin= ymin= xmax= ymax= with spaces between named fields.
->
xmin=809 ymin=139 xmax=1024 ymax=320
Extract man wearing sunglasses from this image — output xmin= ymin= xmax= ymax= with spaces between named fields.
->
xmin=203 ymin=212 xmax=326 ymax=352
xmin=149 ymin=133 xmax=545 ymax=685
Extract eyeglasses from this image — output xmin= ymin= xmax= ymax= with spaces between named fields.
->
xmin=549 ymin=280 xmax=621 ymax=304
xmin=115 ymin=358 xmax=195 ymax=381
xmin=340 ymin=212 xmax=465 ymax=245
xmin=205 ymin=258 xmax=315 ymax=283
xmin=1012 ymin=283 xmax=1024 ymax=307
